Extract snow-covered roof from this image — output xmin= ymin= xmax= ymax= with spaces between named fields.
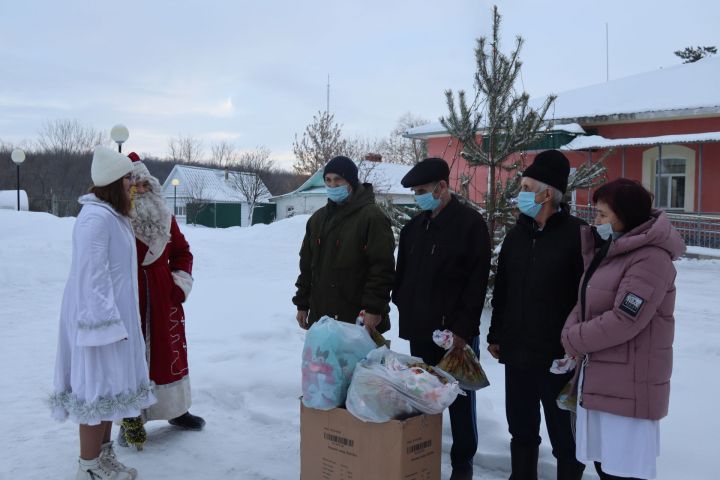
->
xmin=270 ymin=161 xmax=413 ymax=200
xmin=405 ymin=121 xmax=586 ymax=139
xmin=163 ymin=165 xmax=270 ymax=203
xmin=539 ymin=56 xmax=720 ymax=122
xmin=562 ymin=131 xmax=720 ymax=151
xmin=405 ymin=57 xmax=720 ymax=138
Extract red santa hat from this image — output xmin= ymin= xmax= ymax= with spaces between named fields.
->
xmin=128 ymin=152 xmax=162 ymax=192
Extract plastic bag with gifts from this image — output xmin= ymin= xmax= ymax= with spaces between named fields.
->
xmin=301 ymin=316 xmax=377 ymax=410
xmin=556 ymin=380 xmax=578 ymax=413
xmin=346 ymin=346 xmax=463 ymax=422
xmin=432 ymin=330 xmax=490 ymax=391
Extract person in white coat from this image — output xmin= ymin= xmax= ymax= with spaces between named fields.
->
xmin=50 ymin=146 xmax=156 ymax=480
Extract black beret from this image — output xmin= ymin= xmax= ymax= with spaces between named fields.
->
xmin=401 ymin=157 xmax=450 ymax=188
xmin=522 ymin=150 xmax=570 ymax=194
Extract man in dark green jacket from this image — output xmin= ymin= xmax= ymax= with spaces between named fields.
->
xmin=292 ymin=156 xmax=395 ymax=332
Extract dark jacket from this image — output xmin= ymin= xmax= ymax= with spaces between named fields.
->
xmin=488 ymin=205 xmax=585 ymax=369
xmin=392 ymin=196 xmax=491 ymax=342
xmin=292 ymin=183 xmax=395 ymax=332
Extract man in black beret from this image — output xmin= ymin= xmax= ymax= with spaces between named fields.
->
xmin=392 ymin=157 xmax=491 ymax=480
xmin=293 ymin=155 xmax=395 ymax=334
xmin=488 ymin=150 xmax=586 ymax=479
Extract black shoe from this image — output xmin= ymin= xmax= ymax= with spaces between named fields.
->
xmin=449 ymin=467 xmax=473 ymax=480
xmin=557 ymin=458 xmax=585 ymax=480
xmin=168 ymin=411 xmax=206 ymax=430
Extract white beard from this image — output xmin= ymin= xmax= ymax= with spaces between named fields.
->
xmin=131 ymin=192 xmax=172 ymax=248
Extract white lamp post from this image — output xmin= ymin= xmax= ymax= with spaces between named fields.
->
xmin=110 ymin=124 xmax=130 ymax=153
xmin=171 ymin=178 xmax=180 ymax=215
xmin=11 ymin=149 xmax=25 ymax=211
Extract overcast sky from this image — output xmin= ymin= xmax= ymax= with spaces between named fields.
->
xmin=1 ymin=0 xmax=717 ymax=168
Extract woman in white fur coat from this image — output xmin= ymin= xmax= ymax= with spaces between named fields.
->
xmin=50 ymin=146 xmax=155 ymax=480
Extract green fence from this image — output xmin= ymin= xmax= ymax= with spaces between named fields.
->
xmin=186 ymin=202 xmax=276 ymax=227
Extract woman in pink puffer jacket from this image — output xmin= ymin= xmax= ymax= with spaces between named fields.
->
xmin=561 ymin=179 xmax=685 ymax=480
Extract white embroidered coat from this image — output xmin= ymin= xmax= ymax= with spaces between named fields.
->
xmin=51 ymin=194 xmax=155 ymax=425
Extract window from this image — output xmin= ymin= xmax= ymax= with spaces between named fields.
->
xmin=656 ymin=158 xmax=686 ymax=210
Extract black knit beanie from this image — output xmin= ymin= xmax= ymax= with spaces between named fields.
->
xmin=522 ymin=150 xmax=571 ymax=194
xmin=324 ymin=156 xmax=359 ymax=187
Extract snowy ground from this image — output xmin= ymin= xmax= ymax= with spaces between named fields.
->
xmin=1 ymin=210 xmax=718 ymax=480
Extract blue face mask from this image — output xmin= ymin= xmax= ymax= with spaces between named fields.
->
xmin=326 ymin=184 xmax=350 ymax=203
xmin=517 ymin=190 xmax=546 ymax=219
xmin=595 ymin=222 xmax=614 ymax=241
xmin=414 ymin=184 xmax=441 ymax=211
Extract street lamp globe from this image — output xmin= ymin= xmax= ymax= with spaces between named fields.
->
xmin=11 ymin=149 xmax=25 ymax=165
xmin=171 ymin=178 xmax=180 ymax=187
xmin=110 ymin=124 xmax=130 ymax=152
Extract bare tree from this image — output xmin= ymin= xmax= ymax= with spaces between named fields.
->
xmin=292 ymin=111 xmax=347 ymax=175
xmin=231 ymin=147 xmax=274 ymax=223
xmin=384 ymin=112 xmax=428 ymax=165
xmin=168 ymin=134 xmax=204 ymax=163
xmin=36 ymin=119 xmax=107 ymax=155
xmin=211 ymin=140 xmax=238 ymax=166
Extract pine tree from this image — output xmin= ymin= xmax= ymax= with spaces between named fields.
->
xmin=292 ymin=111 xmax=347 ymax=176
xmin=674 ymin=46 xmax=717 ymax=63
xmin=441 ymin=6 xmax=555 ymax=254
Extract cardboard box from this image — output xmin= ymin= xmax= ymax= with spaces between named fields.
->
xmin=301 ymin=402 xmax=441 ymax=480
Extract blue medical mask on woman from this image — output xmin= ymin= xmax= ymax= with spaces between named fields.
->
xmin=326 ymin=184 xmax=350 ymax=203
xmin=414 ymin=184 xmax=441 ymax=211
xmin=595 ymin=222 xmax=614 ymax=241
xmin=517 ymin=190 xmax=546 ymax=219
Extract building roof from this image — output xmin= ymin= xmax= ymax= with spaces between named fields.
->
xmin=270 ymin=161 xmax=413 ymax=200
xmin=405 ymin=56 xmax=720 ymax=138
xmin=562 ymin=131 xmax=720 ymax=151
xmin=162 ymin=165 xmax=270 ymax=203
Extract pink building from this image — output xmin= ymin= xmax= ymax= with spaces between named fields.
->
xmin=406 ymin=57 xmax=720 ymax=214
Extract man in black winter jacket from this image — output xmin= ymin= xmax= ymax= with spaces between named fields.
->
xmin=393 ymin=158 xmax=491 ymax=480
xmin=488 ymin=150 xmax=586 ymax=480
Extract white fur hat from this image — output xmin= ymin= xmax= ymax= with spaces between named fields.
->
xmin=91 ymin=146 xmax=132 ymax=187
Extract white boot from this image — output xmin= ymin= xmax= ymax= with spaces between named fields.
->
xmin=100 ymin=442 xmax=138 ymax=479
xmin=76 ymin=456 xmax=133 ymax=479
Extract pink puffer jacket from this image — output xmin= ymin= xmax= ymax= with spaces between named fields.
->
xmin=562 ymin=210 xmax=685 ymax=420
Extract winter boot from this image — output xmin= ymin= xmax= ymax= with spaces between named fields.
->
xmin=557 ymin=458 xmax=585 ymax=480
xmin=116 ymin=426 xmax=128 ymax=448
xmin=449 ymin=466 xmax=473 ymax=480
xmin=168 ymin=411 xmax=206 ymax=430
xmin=100 ymin=441 xmax=137 ymax=479
xmin=120 ymin=417 xmax=147 ymax=451
xmin=509 ymin=443 xmax=539 ymax=480
xmin=76 ymin=456 xmax=133 ymax=479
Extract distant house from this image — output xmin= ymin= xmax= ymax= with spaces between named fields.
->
xmin=161 ymin=165 xmax=272 ymax=227
xmin=270 ymin=158 xmax=415 ymax=220
xmin=406 ymin=56 xmax=720 ymax=214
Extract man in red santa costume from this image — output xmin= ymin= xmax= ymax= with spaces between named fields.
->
xmin=119 ymin=152 xmax=205 ymax=446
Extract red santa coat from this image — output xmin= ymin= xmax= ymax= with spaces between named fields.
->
xmin=137 ymin=216 xmax=194 ymax=420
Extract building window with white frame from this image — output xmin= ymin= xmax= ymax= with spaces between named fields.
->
xmin=656 ymin=158 xmax=686 ymax=210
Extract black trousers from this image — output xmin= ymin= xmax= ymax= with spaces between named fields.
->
xmin=410 ymin=336 xmax=479 ymax=472
xmin=504 ymin=364 xmax=578 ymax=462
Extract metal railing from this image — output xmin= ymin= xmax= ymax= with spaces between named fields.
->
xmin=570 ymin=204 xmax=720 ymax=249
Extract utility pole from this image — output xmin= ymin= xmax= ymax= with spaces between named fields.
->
xmin=326 ymin=74 xmax=330 ymax=113
xmin=606 ymin=22 xmax=610 ymax=82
